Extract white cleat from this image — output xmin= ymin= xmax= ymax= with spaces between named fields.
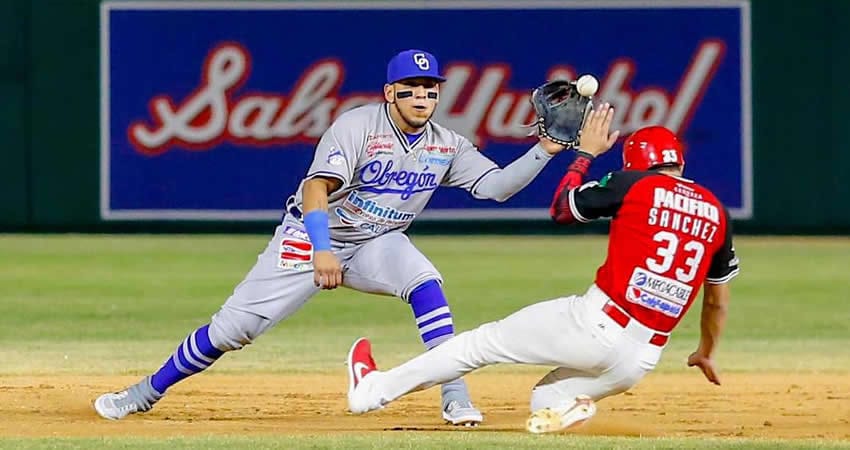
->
xmin=93 ymin=377 xmax=161 ymax=420
xmin=94 ymin=391 xmax=141 ymax=420
xmin=442 ymin=400 xmax=484 ymax=427
xmin=526 ymin=395 xmax=597 ymax=434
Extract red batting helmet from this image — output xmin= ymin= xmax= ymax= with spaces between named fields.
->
xmin=622 ymin=126 xmax=684 ymax=171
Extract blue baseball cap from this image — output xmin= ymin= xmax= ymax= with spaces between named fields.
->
xmin=386 ymin=49 xmax=447 ymax=84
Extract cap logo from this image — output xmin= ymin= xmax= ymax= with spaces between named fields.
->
xmin=413 ymin=53 xmax=430 ymax=70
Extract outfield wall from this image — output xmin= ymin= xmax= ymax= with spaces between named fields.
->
xmin=0 ymin=0 xmax=847 ymax=233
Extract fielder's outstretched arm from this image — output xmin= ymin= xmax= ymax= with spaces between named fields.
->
xmin=471 ymin=143 xmax=555 ymax=202
xmin=441 ymin=136 xmax=569 ymax=203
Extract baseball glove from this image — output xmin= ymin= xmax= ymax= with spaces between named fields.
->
xmin=529 ymin=79 xmax=594 ymax=148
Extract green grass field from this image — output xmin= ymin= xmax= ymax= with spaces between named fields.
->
xmin=1 ymin=234 xmax=849 ymax=449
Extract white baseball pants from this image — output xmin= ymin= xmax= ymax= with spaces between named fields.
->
xmin=355 ymin=284 xmax=667 ymax=412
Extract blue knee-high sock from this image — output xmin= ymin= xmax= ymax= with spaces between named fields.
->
xmin=149 ymin=324 xmax=224 ymax=394
xmin=409 ymin=280 xmax=471 ymax=403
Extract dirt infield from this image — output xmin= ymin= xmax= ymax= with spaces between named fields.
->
xmin=1 ymin=372 xmax=848 ymax=439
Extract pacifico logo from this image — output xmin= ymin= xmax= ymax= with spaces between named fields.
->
xmin=127 ymin=41 xmax=725 ymax=155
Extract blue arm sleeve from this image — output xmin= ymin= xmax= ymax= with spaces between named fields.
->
xmin=303 ymin=210 xmax=331 ymax=251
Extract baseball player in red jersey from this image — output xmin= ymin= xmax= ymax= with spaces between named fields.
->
xmin=342 ymin=104 xmax=740 ymax=433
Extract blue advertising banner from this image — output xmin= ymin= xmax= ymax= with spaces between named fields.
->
xmin=100 ymin=1 xmax=751 ymax=220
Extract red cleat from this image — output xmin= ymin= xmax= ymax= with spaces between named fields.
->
xmin=346 ymin=337 xmax=379 ymax=413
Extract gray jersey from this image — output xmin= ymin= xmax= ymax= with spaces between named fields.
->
xmin=291 ymin=103 xmax=499 ymax=243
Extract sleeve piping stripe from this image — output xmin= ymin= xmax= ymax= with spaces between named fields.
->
xmin=706 ymin=267 xmax=740 ymax=284
xmin=470 ymin=167 xmax=500 ymax=193
xmin=568 ymin=187 xmax=592 ymax=223
xmin=306 ymin=171 xmax=347 ymax=183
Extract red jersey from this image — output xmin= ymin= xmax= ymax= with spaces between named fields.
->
xmin=555 ymin=170 xmax=739 ymax=333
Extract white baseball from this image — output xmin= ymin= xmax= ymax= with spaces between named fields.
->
xmin=576 ymin=74 xmax=599 ymax=97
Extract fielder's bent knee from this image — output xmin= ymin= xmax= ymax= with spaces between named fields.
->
xmin=208 ymin=307 xmax=270 ymax=351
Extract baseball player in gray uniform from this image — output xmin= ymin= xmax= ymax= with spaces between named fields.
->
xmin=94 ymin=49 xmax=571 ymax=426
